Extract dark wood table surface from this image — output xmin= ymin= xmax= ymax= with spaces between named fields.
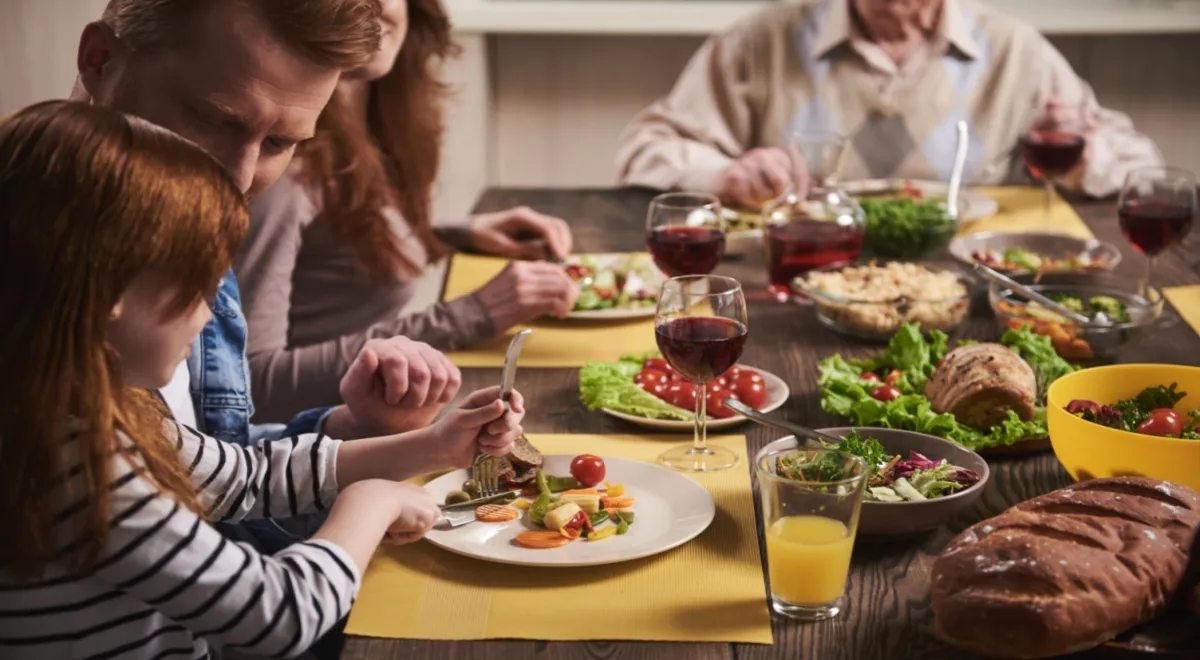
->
xmin=343 ymin=187 xmax=1200 ymax=660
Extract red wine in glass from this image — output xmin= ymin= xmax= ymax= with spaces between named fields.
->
xmin=655 ymin=316 xmax=747 ymax=383
xmin=647 ymin=225 xmax=726 ymax=277
xmin=1119 ymin=201 xmax=1194 ymax=257
xmin=765 ymin=219 xmax=864 ymax=299
xmin=1020 ymin=131 xmax=1086 ymax=180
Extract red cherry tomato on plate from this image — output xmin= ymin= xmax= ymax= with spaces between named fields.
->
xmin=731 ymin=378 xmax=768 ymax=409
xmin=570 ymin=454 xmax=606 ymax=487
xmin=871 ymin=385 xmax=901 ymax=402
xmin=705 ymin=387 xmax=738 ymax=419
xmin=859 ymin=372 xmax=880 ymax=383
xmin=722 ymin=366 xmax=742 ymax=381
xmin=643 ymin=357 xmax=669 ymax=372
xmin=1138 ymin=410 xmax=1183 ymax=437
xmin=663 ymin=381 xmax=697 ymax=410
xmin=635 ymin=368 xmax=669 ymax=387
xmin=885 ymin=370 xmax=902 ymax=385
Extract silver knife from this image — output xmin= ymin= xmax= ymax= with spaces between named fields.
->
xmin=499 ymin=328 xmax=532 ymax=411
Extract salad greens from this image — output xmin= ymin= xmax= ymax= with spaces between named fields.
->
xmin=818 ymin=324 xmax=1078 ymax=451
xmin=1045 ymin=293 xmax=1131 ymax=323
xmin=773 ymin=431 xmax=982 ymax=502
xmin=859 ymin=198 xmax=956 ymax=259
xmin=1067 ymin=383 xmax=1200 ymax=439
xmin=579 ymin=353 xmax=691 ymax=420
xmin=567 ymin=255 xmax=658 ymax=312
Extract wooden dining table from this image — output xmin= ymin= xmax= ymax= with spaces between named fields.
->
xmin=342 ymin=186 xmax=1200 ymax=660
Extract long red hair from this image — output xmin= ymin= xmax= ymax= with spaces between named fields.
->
xmin=296 ymin=0 xmax=457 ymax=283
xmin=0 ymin=101 xmax=248 ymax=577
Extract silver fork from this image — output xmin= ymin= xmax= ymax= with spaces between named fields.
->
xmin=473 ymin=329 xmax=531 ymax=495
xmin=471 ymin=454 xmax=503 ymax=497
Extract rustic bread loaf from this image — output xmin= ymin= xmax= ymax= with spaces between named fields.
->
xmin=932 ymin=477 xmax=1200 ymax=659
xmin=924 ymin=343 xmax=1037 ymax=429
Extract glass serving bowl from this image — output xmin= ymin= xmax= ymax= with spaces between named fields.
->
xmin=795 ymin=261 xmax=973 ymax=342
xmin=987 ymin=272 xmax=1171 ymax=362
xmin=859 ymin=197 xmax=968 ymax=261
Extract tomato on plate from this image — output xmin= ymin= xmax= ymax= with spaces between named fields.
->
xmin=663 ymin=381 xmax=697 ymax=410
xmin=705 ymin=387 xmax=738 ymax=418
xmin=1138 ymin=409 xmax=1183 ymax=437
xmin=885 ymin=370 xmax=902 ymax=385
xmin=634 ymin=368 xmax=669 ymax=395
xmin=570 ymin=454 xmax=606 ymax=487
xmin=730 ymin=377 xmax=768 ymax=409
xmin=859 ymin=372 xmax=880 ymax=383
xmin=643 ymin=360 xmax=672 ymax=374
xmin=871 ymin=385 xmax=901 ymax=402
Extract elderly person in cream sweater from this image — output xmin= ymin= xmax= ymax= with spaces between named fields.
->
xmin=616 ymin=0 xmax=1163 ymax=208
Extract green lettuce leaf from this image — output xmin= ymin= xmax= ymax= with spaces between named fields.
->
xmin=578 ymin=353 xmax=692 ymax=420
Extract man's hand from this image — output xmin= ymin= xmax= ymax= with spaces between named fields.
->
xmin=473 ymin=260 xmax=579 ymax=330
xmin=713 ymin=147 xmax=807 ymax=209
xmin=469 ymin=206 xmax=573 ymax=260
xmin=325 ymin=337 xmax=463 ymax=439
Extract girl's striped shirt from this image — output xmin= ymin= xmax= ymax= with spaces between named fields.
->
xmin=0 ymin=423 xmax=356 ymax=659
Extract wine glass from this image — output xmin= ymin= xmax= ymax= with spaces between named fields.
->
xmin=654 ymin=275 xmax=748 ymax=472
xmin=763 ymin=130 xmax=864 ymax=302
xmin=1118 ymin=166 xmax=1197 ymax=288
xmin=1020 ymin=102 xmax=1087 ymax=214
xmin=645 ymin=192 xmax=726 ymax=278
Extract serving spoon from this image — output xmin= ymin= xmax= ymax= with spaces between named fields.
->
xmin=723 ymin=398 xmax=835 ymax=448
xmin=970 ymin=262 xmax=1104 ymax=326
xmin=945 ymin=120 xmax=970 ymax=221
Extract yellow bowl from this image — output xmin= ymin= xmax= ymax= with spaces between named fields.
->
xmin=1047 ymin=364 xmax=1200 ymax=491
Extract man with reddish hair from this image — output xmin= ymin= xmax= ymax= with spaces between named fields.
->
xmin=74 ymin=0 xmax=463 ymax=455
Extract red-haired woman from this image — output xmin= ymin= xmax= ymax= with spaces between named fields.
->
xmin=239 ymin=0 xmax=578 ymax=421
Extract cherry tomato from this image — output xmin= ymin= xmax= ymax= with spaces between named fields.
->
xmin=704 ymin=381 xmax=730 ymax=395
xmin=1138 ymin=410 xmax=1183 ymax=437
xmin=885 ymin=370 xmax=902 ymax=385
xmin=635 ymin=368 xmax=669 ymax=387
xmin=636 ymin=379 xmax=666 ymax=396
xmin=735 ymin=369 xmax=764 ymax=384
xmin=643 ymin=357 xmax=670 ymax=372
xmin=870 ymin=385 xmax=901 ymax=402
xmin=705 ymin=387 xmax=738 ymax=418
xmin=1149 ymin=408 xmax=1181 ymax=425
xmin=663 ymin=381 xmax=697 ymax=410
xmin=722 ymin=366 xmax=742 ymax=381
xmin=570 ymin=454 xmax=606 ymax=487
xmin=859 ymin=372 xmax=880 ymax=383
xmin=730 ymin=378 xmax=768 ymax=408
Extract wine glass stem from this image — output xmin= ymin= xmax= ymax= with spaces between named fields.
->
xmin=1143 ymin=256 xmax=1155 ymax=296
xmin=1043 ymin=180 xmax=1054 ymax=216
xmin=692 ymin=382 xmax=708 ymax=453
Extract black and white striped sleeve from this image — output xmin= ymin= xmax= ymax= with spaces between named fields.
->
xmin=92 ymin=445 xmax=360 ymax=657
xmin=170 ymin=422 xmax=341 ymax=522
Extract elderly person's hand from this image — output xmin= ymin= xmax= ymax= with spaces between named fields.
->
xmin=713 ymin=147 xmax=807 ymax=209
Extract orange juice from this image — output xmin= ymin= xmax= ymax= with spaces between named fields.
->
xmin=765 ymin=515 xmax=855 ymax=605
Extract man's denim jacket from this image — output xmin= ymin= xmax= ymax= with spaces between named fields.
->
xmin=186 ymin=270 xmax=330 ymax=445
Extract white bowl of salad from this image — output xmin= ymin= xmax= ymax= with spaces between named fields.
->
xmin=755 ymin=427 xmax=990 ymax=536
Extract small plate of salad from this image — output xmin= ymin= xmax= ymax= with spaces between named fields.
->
xmin=578 ymin=353 xmax=789 ymax=430
xmin=757 ymin=427 xmax=990 ymax=536
xmin=565 ymin=253 xmax=663 ymax=320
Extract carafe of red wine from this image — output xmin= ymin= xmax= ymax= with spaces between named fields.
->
xmin=761 ymin=131 xmax=866 ymax=301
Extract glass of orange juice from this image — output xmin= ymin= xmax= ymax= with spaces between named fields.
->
xmin=757 ymin=446 xmax=868 ymax=620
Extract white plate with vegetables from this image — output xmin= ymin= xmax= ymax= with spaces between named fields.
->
xmin=579 ymin=353 xmax=790 ymax=431
xmin=565 ymin=253 xmax=663 ymax=320
xmin=423 ymin=454 xmax=716 ymax=567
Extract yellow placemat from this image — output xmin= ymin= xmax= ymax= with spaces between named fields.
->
xmin=959 ymin=186 xmax=1094 ymax=240
xmin=1165 ymin=286 xmax=1200 ymax=337
xmin=443 ymin=254 xmax=659 ymax=367
xmin=345 ymin=433 xmax=772 ymax=644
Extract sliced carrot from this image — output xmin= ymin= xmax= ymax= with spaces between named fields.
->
xmin=561 ymin=488 xmax=599 ymax=496
xmin=602 ymin=497 xmax=635 ymax=509
xmin=514 ymin=530 xmax=571 ymax=549
xmin=475 ymin=503 xmax=519 ymax=523
xmin=606 ymin=508 xmax=619 ymax=521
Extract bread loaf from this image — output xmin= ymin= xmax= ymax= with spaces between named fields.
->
xmin=924 ymin=343 xmax=1037 ymax=429
xmin=932 ymin=477 xmax=1200 ymax=659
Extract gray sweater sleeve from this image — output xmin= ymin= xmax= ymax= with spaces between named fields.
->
xmin=236 ymin=171 xmax=494 ymax=423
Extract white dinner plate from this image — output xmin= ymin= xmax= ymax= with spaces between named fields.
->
xmin=600 ymin=366 xmax=790 ymax=431
xmin=423 ymin=455 xmax=716 ymax=567
xmin=566 ymin=252 xmax=664 ymax=320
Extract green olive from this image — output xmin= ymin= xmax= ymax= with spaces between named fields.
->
xmin=461 ymin=479 xmax=480 ymax=497
xmin=444 ymin=490 xmax=471 ymax=505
